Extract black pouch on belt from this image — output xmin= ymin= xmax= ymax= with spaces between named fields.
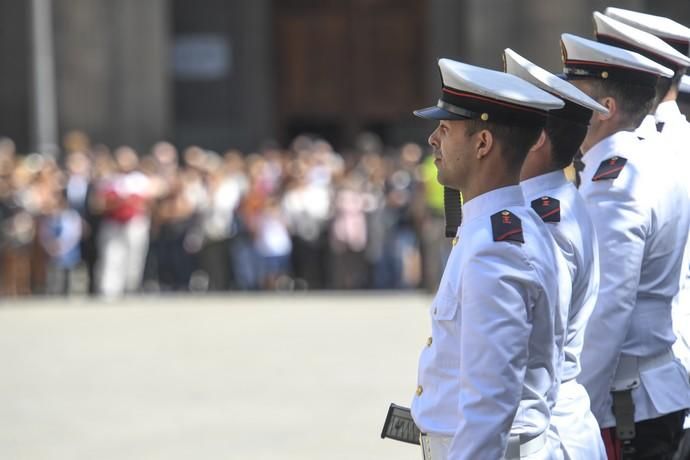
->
xmin=381 ymin=403 xmax=421 ymax=445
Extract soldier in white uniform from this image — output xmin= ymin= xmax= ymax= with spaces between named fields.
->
xmin=411 ymin=58 xmax=568 ymax=460
xmin=560 ymin=34 xmax=690 ymax=458
xmin=592 ymin=13 xmax=690 ymax=448
xmin=504 ymin=48 xmax=608 ymax=460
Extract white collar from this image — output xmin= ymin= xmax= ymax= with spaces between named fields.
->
xmin=582 ymin=130 xmax=639 ymax=167
xmin=520 ymin=170 xmax=569 ymax=199
xmin=460 ymin=185 xmax=524 ymax=235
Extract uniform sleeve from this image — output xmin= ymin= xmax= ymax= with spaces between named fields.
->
xmin=566 ymin=234 xmax=600 ymax=375
xmin=578 ymin=183 xmax=648 ymax=424
xmin=448 ymin=247 xmax=533 ymax=460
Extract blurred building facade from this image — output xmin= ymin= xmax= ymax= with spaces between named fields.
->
xmin=1 ymin=0 xmax=689 ymax=154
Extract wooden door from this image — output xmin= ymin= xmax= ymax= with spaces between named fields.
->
xmin=274 ymin=0 xmax=427 ymax=147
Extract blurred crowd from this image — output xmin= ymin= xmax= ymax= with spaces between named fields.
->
xmin=0 ymin=131 xmax=451 ymax=298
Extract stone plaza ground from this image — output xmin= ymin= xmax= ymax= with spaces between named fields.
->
xmin=0 ymin=293 xmax=432 ymax=459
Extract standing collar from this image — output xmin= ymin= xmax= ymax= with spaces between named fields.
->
xmin=655 ymin=100 xmax=682 ymax=123
xmin=582 ymin=130 xmax=639 ymax=168
xmin=635 ymin=114 xmax=658 ymax=140
xmin=460 ymin=185 xmax=524 ymax=231
xmin=520 ymin=170 xmax=568 ymax=199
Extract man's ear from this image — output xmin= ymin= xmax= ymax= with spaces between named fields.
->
xmin=476 ymin=129 xmax=493 ymax=160
xmin=598 ymin=96 xmax=616 ymax=121
xmin=529 ymin=129 xmax=547 ymax=153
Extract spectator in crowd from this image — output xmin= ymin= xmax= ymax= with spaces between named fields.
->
xmin=198 ymin=149 xmax=247 ymax=291
xmin=255 ymin=195 xmax=292 ymax=289
xmin=153 ymin=170 xmax=197 ymax=291
xmin=282 ymin=139 xmax=335 ymax=290
xmin=93 ymin=146 xmax=152 ymax=298
xmin=372 ymin=144 xmax=423 ymax=289
xmin=0 ymin=139 xmax=34 ymax=296
xmin=329 ymin=176 xmax=369 ymax=289
xmin=232 ymin=154 xmax=271 ymax=290
xmin=38 ymin=189 xmax=82 ymax=295
xmin=417 ymin=149 xmax=448 ymax=292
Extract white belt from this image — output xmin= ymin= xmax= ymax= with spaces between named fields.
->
xmin=504 ymin=431 xmax=547 ymax=459
xmin=611 ymin=349 xmax=676 ymax=391
xmin=419 ymin=431 xmax=547 ymax=460
xmin=419 ymin=434 xmax=450 ymax=460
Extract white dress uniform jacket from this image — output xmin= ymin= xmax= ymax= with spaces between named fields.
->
xmin=412 ymin=185 xmax=566 ymax=460
xmin=578 ymin=130 xmax=690 ymax=428
xmin=655 ymin=100 xmax=690 ymax=429
xmin=521 ymin=170 xmax=606 ymax=459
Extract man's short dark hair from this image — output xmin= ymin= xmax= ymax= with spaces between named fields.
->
xmin=464 ymin=120 xmax=542 ymax=171
xmin=586 ymin=79 xmax=655 ymax=128
xmin=545 ymin=116 xmax=588 ymax=170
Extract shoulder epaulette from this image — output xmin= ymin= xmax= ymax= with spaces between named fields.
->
xmin=530 ymin=196 xmax=560 ymax=223
xmin=592 ymin=156 xmax=627 ymax=182
xmin=490 ymin=210 xmax=524 ymax=243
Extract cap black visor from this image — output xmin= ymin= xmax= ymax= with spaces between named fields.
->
xmin=413 ymin=106 xmax=470 ymax=120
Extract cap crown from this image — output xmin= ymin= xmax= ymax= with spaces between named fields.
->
xmin=504 ymin=48 xmax=608 ymax=117
xmin=413 ymin=58 xmax=563 ymax=125
xmin=560 ymin=33 xmax=673 ymax=85
xmin=605 ymin=7 xmax=690 ymax=55
xmin=438 ymin=58 xmax=564 ymax=111
xmin=594 ymin=12 xmax=690 ymax=70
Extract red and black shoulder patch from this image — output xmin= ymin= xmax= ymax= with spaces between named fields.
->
xmin=530 ymin=196 xmax=560 ymax=223
xmin=490 ymin=210 xmax=524 ymax=243
xmin=592 ymin=156 xmax=627 ymax=182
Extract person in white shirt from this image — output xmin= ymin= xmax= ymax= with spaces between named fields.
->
xmin=561 ymin=33 xmax=690 ymax=458
xmin=504 ymin=48 xmax=608 ymax=460
xmin=94 ymin=146 xmax=153 ymax=298
xmin=411 ymin=58 xmax=567 ymax=460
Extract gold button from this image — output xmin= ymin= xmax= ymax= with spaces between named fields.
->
xmin=601 ymin=71 xmax=609 ymax=79
xmin=416 ymin=385 xmax=423 ymax=396
xmin=452 ymin=236 xmax=459 ymax=247
xmin=480 ymin=113 xmax=489 ymax=121
xmin=426 ymin=337 xmax=433 ymax=347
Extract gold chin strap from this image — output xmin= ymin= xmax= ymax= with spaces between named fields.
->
xmin=444 ymin=187 xmax=463 ymax=238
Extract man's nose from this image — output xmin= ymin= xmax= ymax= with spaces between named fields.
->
xmin=428 ymin=128 xmax=439 ymax=149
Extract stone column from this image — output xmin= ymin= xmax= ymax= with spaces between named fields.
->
xmin=30 ymin=0 xmax=59 ymax=156
xmin=234 ymin=0 xmax=273 ymax=151
xmin=54 ymin=0 xmax=170 ymax=153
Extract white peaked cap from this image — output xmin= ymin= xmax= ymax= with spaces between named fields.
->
xmin=504 ymin=47 xmax=608 ymax=124
xmin=593 ymin=12 xmax=690 ymax=70
xmin=560 ymin=33 xmax=673 ymax=87
xmin=605 ymin=7 xmax=690 ymax=55
xmin=414 ymin=58 xmax=563 ymax=127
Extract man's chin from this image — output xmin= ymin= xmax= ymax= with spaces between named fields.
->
xmin=435 ymin=171 xmax=448 ymax=187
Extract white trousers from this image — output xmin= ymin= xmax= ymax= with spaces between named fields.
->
xmin=549 ymin=380 xmax=607 ymax=460
xmin=97 ymin=216 xmax=150 ymax=298
xmin=419 ymin=431 xmax=562 ymax=460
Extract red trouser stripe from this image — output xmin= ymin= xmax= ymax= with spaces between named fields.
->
xmin=601 ymin=428 xmax=621 ymax=460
